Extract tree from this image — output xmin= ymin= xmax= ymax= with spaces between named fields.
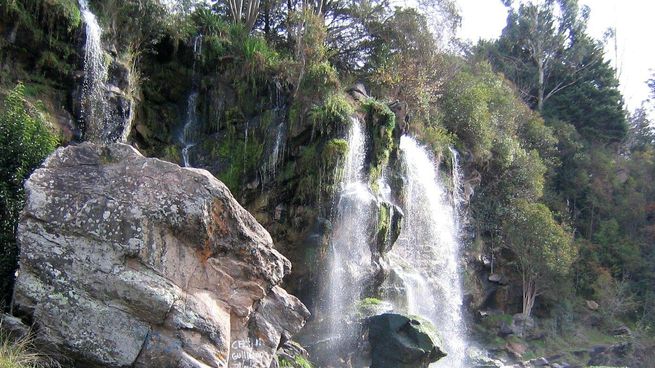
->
xmin=627 ymin=106 xmax=655 ymax=151
xmin=0 ymin=83 xmax=58 ymax=305
xmin=225 ymin=0 xmax=261 ymax=31
xmin=504 ymin=200 xmax=576 ymax=317
xmin=483 ymin=0 xmax=598 ymax=112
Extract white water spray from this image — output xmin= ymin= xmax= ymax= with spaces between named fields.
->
xmin=180 ymin=91 xmax=199 ymax=167
xmin=78 ymin=0 xmax=113 ymax=142
xmin=390 ymin=135 xmax=468 ymax=368
xmin=323 ymin=117 xmax=375 ymax=348
xmin=178 ymin=34 xmax=204 ymax=167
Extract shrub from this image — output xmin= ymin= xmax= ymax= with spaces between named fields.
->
xmin=0 ymin=83 xmax=58 ymax=304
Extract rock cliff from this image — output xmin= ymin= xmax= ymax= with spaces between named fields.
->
xmin=12 ymin=143 xmax=309 ymax=368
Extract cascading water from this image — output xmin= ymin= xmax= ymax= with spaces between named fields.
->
xmin=178 ymin=34 xmax=203 ymax=167
xmin=261 ymin=82 xmax=288 ymax=183
xmin=78 ymin=0 xmax=113 ymax=143
xmin=267 ymin=122 xmax=285 ymax=176
xmin=389 ymin=135 xmax=468 ymax=367
xmin=322 ymin=117 xmax=375 ymax=350
xmin=180 ymin=91 xmax=199 ymax=167
xmin=449 ymin=146 xmax=466 ymax=231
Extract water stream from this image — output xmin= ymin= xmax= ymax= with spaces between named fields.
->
xmin=78 ymin=0 xmax=111 ymax=142
xmin=180 ymin=91 xmax=199 ymax=167
xmin=178 ymin=34 xmax=203 ymax=167
xmin=389 ymin=135 xmax=467 ymax=368
xmin=322 ymin=117 xmax=375 ymax=351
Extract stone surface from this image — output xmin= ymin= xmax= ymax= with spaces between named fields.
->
xmin=12 ymin=143 xmax=309 ymax=368
xmin=506 ymin=341 xmax=527 ymax=359
xmin=585 ymin=299 xmax=599 ymax=311
xmin=367 ymin=313 xmax=446 ymax=368
xmin=510 ymin=313 xmax=535 ymax=337
xmin=488 ymin=273 xmax=508 ymax=285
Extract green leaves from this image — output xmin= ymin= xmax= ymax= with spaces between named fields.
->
xmin=0 ymin=83 xmax=58 ymax=303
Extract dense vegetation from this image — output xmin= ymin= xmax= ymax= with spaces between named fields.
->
xmin=1 ymin=0 xmax=654 ymax=366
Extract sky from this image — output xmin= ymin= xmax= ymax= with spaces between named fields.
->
xmin=457 ymin=0 xmax=655 ymax=113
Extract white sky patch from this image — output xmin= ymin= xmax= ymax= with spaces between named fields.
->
xmin=456 ymin=0 xmax=655 ymax=112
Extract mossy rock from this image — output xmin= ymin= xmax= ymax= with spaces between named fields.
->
xmin=362 ymin=98 xmax=396 ymax=189
xmin=367 ymin=313 xmax=446 ymax=368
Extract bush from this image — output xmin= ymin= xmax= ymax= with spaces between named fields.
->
xmin=0 ymin=83 xmax=58 ymax=304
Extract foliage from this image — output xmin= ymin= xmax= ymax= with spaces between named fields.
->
xmin=0 ymin=83 xmax=58 ymax=305
xmin=309 ymin=93 xmax=353 ymax=136
xmin=365 ymin=7 xmax=452 ymax=126
xmin=278 ymin=355 xmax=313 ymax=368
xmin=362 ymin=98 xmax=395 ymax=186
xmin=503 ymin=200 xmax=576 ymax=316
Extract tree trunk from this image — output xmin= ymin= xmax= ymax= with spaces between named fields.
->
xmin=263 ymin=0 xmax=271 ymax=38
xmin=537 ymin=60 xmax=545 ymax=112
xmin=522 ymin=270 xmax=537 ymax=317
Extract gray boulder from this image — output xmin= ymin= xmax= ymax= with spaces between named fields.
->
xmin=368 ymin=313 xmax=446 ymax=368
xmin=12 ymin=143 xmax=309 ymax=368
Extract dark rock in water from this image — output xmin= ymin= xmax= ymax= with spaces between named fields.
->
xmin=367 ymin=313 xmax=446 ymax=368
xmin=12 ymin=143 xmax=309 ymax=368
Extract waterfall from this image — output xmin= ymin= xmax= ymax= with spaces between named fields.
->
xmin=267 ymin=122 xmax=285 ymax=177
xmin=449 ymin=146 xmax=466 ymax=227
xmin=78 ymin=0 xmax=114 ymax=143
xmin=178 ymin=34 xmax=203 ymax=167
xmin=180 ymin=91 xmax=199 ymax=167
xmin=389 ymin=135 xmax=467 ymax=368
xmin=322 ymin=117 xmax=375 ymax=350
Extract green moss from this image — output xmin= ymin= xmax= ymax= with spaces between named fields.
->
xmin=278 ymin=355 xmax=313 ymax=368
xmin=310 ymin=93 xmax=354 ymax=137
xmin=362 ymin=98 xmax=396 ymax=188
xmin=323 ymin=138 xmax=348 ymax=174
xmin=294 ymin=138 xmax=348 ymax=204
xmin=360 ymin=297 xmax=383 ymax=306
xmin=162 ymin=145 xmax=181 ymax=164
xmin=376 ymin=203 xmax=391 ymax=251
xmin=300 ymin=61 xmax=340 ymax=99
xmin=214 ymin=134 xmax=264 ymax=193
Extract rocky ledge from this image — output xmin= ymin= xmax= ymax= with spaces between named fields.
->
xmin=11 ymin=143 xmax=309 ymax=368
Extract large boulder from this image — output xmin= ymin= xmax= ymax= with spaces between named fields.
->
xmin=12 ymin=143 xmax=309 ymax=368
xmin=367 ymin=313 xmax=446 ymax=368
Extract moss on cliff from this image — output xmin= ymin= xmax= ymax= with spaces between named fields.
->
xmin=362 ymin=98 xmax=396 ymax=190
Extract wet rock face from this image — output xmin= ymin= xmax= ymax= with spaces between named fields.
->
xmin=13 ymin=143 xmax=309 ymax=368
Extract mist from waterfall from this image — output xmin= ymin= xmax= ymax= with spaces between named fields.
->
xmin=322 ymin=117 xmax=375 ymax=350
xmin=389 ymin=135 xmax=467 ymax=368
xmin=78 ymin=0 xmax=115 ymax=143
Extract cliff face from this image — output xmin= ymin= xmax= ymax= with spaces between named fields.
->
xmin=12 ymin=143 xmax=309 ymax=368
